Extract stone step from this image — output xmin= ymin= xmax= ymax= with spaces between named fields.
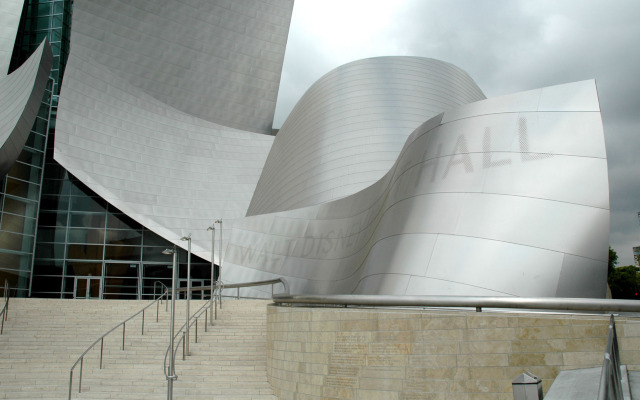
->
xmin=0 ymin=298 xmax=275 ymax=399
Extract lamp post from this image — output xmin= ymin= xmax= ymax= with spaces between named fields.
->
xmin=180 ymin=234 xmax=191 ymax=356
xmin=215 ymin=219 xmax=222 ymax=307
xmin=206 ymin=225 xmax=215 ymax=325
xmin=162 ymin=246 xmax=178 ymax=400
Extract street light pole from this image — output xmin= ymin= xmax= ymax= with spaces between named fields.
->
xmin=206 ymin=225 xmax=215 ymax=325
xmin=162 ymin=246 xmax=178 ymax=400
xmin=180 ymin=234 xmax=191 ymax=356
xmin=215 ymin=219 xmax=222 ymax=308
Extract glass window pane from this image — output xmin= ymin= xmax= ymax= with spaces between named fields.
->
xmin=0 ymin=230 xmax=33 ymax=252
xmin=0 ymin=251 xmax=32 ymax=276
xmin=17 ymin=148 xmax=43 ymax=166
xmin=8 ymin=161 xmax=41 ymax=183
xmin=52 ymin=15 xmax=62 ymax=28
xmin=5 ymin=177 xmax=39 ymax=200
xmin=37 ymin=4 xmax=51 ymax=15
xmin=24 ymin=130 xmax=45 ymax=149
xmin=51 ymin=29 xmax=62 ymax=42
xmin=30 ymin=275 xmax=62 ymax=296
xmin=54 ymin=2 xmax=64 ymax=14
xmin=66 ymin=261 xmax=101 ymax=276
xmin=70 ymin=195 xmax=106 ymax=213
xmin=66 ymin=244 xmax=104 ymax=260
xmin=3 ymin=197 xmax=32 ymax=217
xmin=142 ymin=231 xmax=170 ymax=247
xmin=0 ymin=213 xmax=36 ymax=234
xmin=42 ymin=180 xmax=69 ymax=196
xmin=106 ymin=229 xmax=142 ymax=246
xmin=37 ymin=211 xmax=68 ymax=227
xmin=35 ymin=242 xmax=65 ymax=259
xmin=107 ymin=213 xmax=138 ymax=230
xmin=105 ymin=245 xmax=141 ymax=261
xmin=37 ymin=226 xmax=66 ymax=242
xmin=142 ymin=247 xmax=175 ymax=262
xmin=33 ymin=259 xmax=63 ymax=275
xmin=33 ymin=118 xmax=48 ymax=134
xmin=69 ymin=213 xmax=106 ymax=229
xmin=67 ymin=228 xmax=104 ymax=244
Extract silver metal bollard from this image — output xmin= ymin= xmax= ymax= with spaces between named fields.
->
xmin=512 ymin=371 xmax=543 ymax=400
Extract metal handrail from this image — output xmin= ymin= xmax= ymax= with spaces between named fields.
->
xmin=68 ymin=281 xmax=170 ymax=400
xmin=598 ymin=315 xmax=624 ymax=400
xmin=221 ymin=278 xmax=289 ymax=300
xmin=162 ymin=278 xmax=289 ymax=383
xmin=0 ymin=280 xmax=11 ymax=335
xmin=272 ymin=294 xmax=640 ymax=313
xmin=163 ymin=298 xmax=212 ymax=381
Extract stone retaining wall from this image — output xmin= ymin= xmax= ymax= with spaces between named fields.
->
xmin=266 ymin=305 xmax=640 ymax=400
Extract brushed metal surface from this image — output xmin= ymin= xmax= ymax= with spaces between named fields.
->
xmin=52 ymin=0 xmax=608 ymax=298
xmin=223 ymin=80 xmax=609 ymax=298
xmin=54 ymin=0 xmax=293 ymax=259
xmin=0 ymin=40 xmax=52 ymax=177
xmin=0 ymin=0 xmax=23 ymax=75
xmin=247 ymin=57 xmax=486 ymax=215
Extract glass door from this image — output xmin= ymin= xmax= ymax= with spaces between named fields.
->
xmin=74 ymin=276 xmax=102 ymax=299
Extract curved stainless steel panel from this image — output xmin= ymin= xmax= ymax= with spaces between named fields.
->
xmin=54 ymin=0 xmax=293 ymax=257
xmin=0 ymin=40 xmax=52 ymax=177
xmin=52 ymin=0 xmax=608 ymax=298
xmin=0 ymin=0 xmax=24 ymax=74
xmin=67 ymin=0 xmax=293 ymax=134
xmin=247 ymin=57 xmax=486 ymax=215
xmin=223 ymin=80 xmax=609 ymax=298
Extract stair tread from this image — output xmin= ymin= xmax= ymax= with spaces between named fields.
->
xmin=0 ymin=298 xmax=275 ymax=399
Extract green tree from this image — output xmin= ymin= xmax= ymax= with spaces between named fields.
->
xmin=609 ymin=246 xmax=618 ymax=278
xmin=608 ymin=265 xmax=640 ymax=299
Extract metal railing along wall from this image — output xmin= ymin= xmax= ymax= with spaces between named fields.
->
xmin=68 ymin=282 xmax=170 ymax=400
xmin=272 ymin=294 xmax=640 ymax=313
xmin=273 ymin=294 xmax=640 ymax=400
xmin=598 ymin=315 xmax=623 ymax=400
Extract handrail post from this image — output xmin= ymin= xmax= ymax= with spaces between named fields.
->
xmin=78 ymin=357 xmax=83 ymax=393
xmin=182 ymin=332 xmax=186 ymax=360
xmin=195 ymin=319 xmax=198 ymax=343
xmin=237 ymin=287 xmax=239 ymax=299
xmin=157 ymin=298 xmax=160 ymax=322
xmin=142 ymin=309 xmax=145 ymax=335
xmin=68 ymin=370 xmax=73 ymax=400
xmin=100 ymin=337 xmax=104 ymax=369
xmin=205 ymin=309 xmax=208 ymax=332
xmin=122 ymin=323 xmax=125 ymax=350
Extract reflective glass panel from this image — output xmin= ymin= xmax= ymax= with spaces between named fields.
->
xmin=66 ymin=243 xmax=104 ymax=260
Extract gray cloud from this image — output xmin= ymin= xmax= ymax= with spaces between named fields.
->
xmin=274 ymin=0 xmax=640 ymax=265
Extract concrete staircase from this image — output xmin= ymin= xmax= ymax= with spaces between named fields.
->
xmin=0 ymin=298 xmax=276 ymax=399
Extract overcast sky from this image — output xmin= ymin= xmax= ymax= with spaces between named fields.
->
xmin=273 ymin=0 xmax=640 ymax=266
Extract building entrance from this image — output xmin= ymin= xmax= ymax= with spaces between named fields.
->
xmin=73 ymin=276 xmax=101 ymax=299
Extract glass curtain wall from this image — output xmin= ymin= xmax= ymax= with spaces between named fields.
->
xmin=0 ymin=79 xmax=53 ymax=295
xmin=33 ymin=174 xmax=213 ymax=299
xmin=0 ymin=0 xmax=71 ymax=296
